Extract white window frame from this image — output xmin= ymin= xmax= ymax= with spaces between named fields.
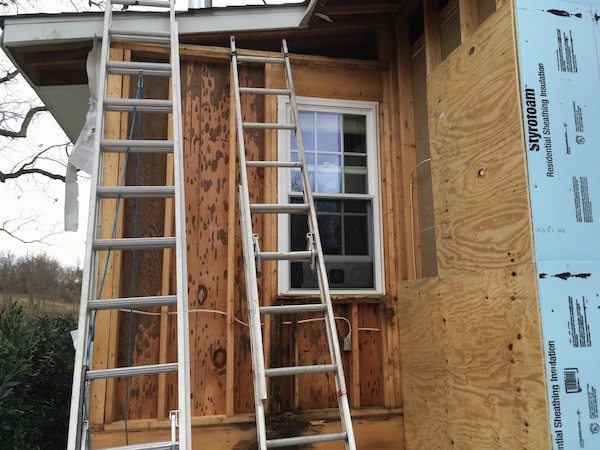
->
xmin=277 ymin=96 xmax=384 ymax=295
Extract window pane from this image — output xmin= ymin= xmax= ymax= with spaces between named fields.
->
xmin=343 ymin=115 xmax=366 ymax=154
xmin=316 ymin=113 xmax=341 ymax=151
xmin=316 ymin=200 xmax=341 ymax=213
xmin=290 ymin=261 xmax=374 ymax=289
xmin=316 ymin=166 xmax=341 ymax=193
xmin=344 ymin=199 xmax=368 ymax=214
xmin=344 ymin=173 xmax=367 ymax=194
xmin=318 ymin=214 xmax=342 ymax=255
xmin=293 ymin=111 xmax=315 ymax=151
xmin=344 ymin=215 xmax=369 ymax=255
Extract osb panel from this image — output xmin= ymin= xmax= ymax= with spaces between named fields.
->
xmin=427 ymin=4 xmax=534 ymax=275
xmin=398 ymin=265 xmax=550 ymax=449
xmin=114 ymin=73 xmax=169 ymax=420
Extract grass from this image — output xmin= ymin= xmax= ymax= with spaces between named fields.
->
xmin=2 ymin=294 xmax=78 ymax=315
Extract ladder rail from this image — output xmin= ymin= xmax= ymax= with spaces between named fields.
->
xmin=230 ymin=37 xmax=269 ymax=450
xmin=282 ymin=39 xmax=357 ymax=450
xmin=170 ymin=2 xmax=192 ymax=448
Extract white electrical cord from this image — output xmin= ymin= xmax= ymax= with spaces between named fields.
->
xmin=116 ymin=308 xmax=381 ymax=340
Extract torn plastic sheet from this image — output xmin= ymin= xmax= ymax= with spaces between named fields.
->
xmin=64 ymin=38 xmax=100 ymax=231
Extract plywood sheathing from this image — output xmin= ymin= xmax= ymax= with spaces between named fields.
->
xmin=399 ymin=4 xmax=550 ymax=449
xmin=180 ymin=60 xmax=262 ymax=416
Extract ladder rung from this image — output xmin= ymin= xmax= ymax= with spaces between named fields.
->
xmin=250 ymin=203 xmax=309 ymax=214
xmin=246 ymin=161 xmax=302 ymax=168
xmin=89 ymin=295 xmax=177 ymax=311
xmin=259 ymin=304 xmax=326 ymax=315
xmin=113 ymin=0 xmax=171 ymax=7
xmin=111 ymin=34 xmax=171 ymax=45
xmin=107 ymin=61 xmax=172 ymax=77
xmin=267 ymin=432 xmax=348 ymax=448
xmin=93 ymin=237 xmax=176 ymax=251
xmin=104 ymin=98 xmax=173 ymax=113
xmin=100 ymin=442 xmax=178 ymax=450
xmin=97 ymin=186 xmax=175 ymax=199
xmin=87 ymin=362 xmax=178 ymax=380
xmin=236 ymin=55 xmax=286 ymax=65
xmin=239 ymin=87 xmax=291 ymax=96
xmin=242 ymin=122 xmax=296 ymax=130
xmin=101 ymin=139 xmax=174 ymax=153
xmin=265 ymin=364 xmax=337 ymax=378
xmin=257 ymin=251 xmax=315 ymax=261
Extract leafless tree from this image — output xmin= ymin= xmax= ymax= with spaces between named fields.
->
xmin=0 ymin=0 xmax=102 ymax=243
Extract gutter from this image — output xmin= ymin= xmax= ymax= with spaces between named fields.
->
xmin=1 ymin=2 xmax=317 ymax=47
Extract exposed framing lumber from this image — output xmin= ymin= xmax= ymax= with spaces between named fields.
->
xmin=495 ymin=0 xmax=507 ymax=8
xmin=459 ymin=0 xmax=479 ymax=41
xmin=423 ymin=0 xmax=442 ymax=74
xmin=90 ymin=46 xmax=128 ymax=426
xmin=262 ymin=63 xmax=279 ymax=411
xmin=376 ymin=24 xmax=403 ymax=407
xmin=350 ymin=304 xmax=360 ymax=408
xmin=125 ymin=43 xmax=387 ymax=72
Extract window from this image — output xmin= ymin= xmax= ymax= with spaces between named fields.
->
xmin=277 ymin=97 xmax=383 ymax=294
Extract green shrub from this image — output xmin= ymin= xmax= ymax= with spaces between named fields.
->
xmin=0 ymin=304 xmax=76 ymax=449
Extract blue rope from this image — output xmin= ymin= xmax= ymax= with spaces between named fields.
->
xmin=124 ymin=75 xmax=144 ymax=445
xmin=83 ymin=73 xmax=144 ymax=449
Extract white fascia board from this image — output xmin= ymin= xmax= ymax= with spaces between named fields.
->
xmin=1 ymin=5 xmax=309 ymax=48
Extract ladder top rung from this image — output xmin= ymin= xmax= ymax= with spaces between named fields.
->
xmin=100 ymin=442 xmax=179 ymax=450
xmin=104 ymin=98 xmax=173 ymax=113
xmin=246 ymin=161 xmax=302 ymax=168
xmin=257 ymin=250 xmax=314 ymax=262
xmin=113 ymin=0 xmax=171 ymax=7
xmin=239 ymin=87 xmax=291 ymax=96
xmin=87 ymin=362 xmax=178 ymax=380
xmin=101 ymin=139 xmax=174 ymax=153
xmin=107 ymin=61 xmax=172 ymax=77
xmin=266 ymin=432 xmax=348 ymax=449
xmin=110 ymin=28 xmax=171 ymax=38
xmin=265 ymin=364 xmax=337 ymax=378
xmin=93 ymin=237 xmax=176 ymax=251
xmin=236 ymin=55 xmax=286 ymax=65
xmin=250 ymin=203 xmax=309 ymax=214
xmin=97 ymin=185 xmax=175 ymax=199
xmin=243 ymin=122 xmax=296 ymax=130
xmin=259 ymin=304 xmax=326 ymax=315
xmin=89 ymin=295 xmax=177 ymax=311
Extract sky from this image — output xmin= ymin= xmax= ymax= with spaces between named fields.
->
xmin=0 ymin=0 xmax=304 ymax=267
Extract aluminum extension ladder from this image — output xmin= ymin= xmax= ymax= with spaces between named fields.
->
xmin=230 ymin=36 xmax=357 ymax=450
xmin=67 ymin=1 xmax=191 ymax=449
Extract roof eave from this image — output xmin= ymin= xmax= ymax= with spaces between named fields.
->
xmin=1 ymin=4 xmax=313 ymax=48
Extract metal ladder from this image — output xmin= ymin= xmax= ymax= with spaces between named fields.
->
xmin=230 ymin=36 xmax=357 ymax=450
xmin=67 ymin=1 xmax=191 ymax=449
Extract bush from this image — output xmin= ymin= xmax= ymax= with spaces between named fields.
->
xmin=0 ymin=304 xmax=76 ymax=449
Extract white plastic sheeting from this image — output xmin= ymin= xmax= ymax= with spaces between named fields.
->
xmin=64 ymin=39 xmax=100 ymax=231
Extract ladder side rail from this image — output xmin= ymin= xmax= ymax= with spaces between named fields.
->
xmin=67 ymin=2 xmax=114 ymax=448
xmin=230 ymin=37 xmax=269 ymax=450
xmin=282 ymin=40 xmax=357 ymax=450
xmin=169 ymin=1 xmax=192 ymax=447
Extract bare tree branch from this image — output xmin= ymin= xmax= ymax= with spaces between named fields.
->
xmin=0 ymin=70 xmax=19 ymax=84
xmin=1 ymin=215 xmax=61 ymax=244
xmin=0 ymin=105 xmax=47 ymax=138
xmin=0 ymin=166 xmax=65 ymax=183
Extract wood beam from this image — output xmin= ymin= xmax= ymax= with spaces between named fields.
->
xmin=459 ymin=0 xmax=479 ymax=41
xmin=423 ymin=0 xmax=442 ymax=74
